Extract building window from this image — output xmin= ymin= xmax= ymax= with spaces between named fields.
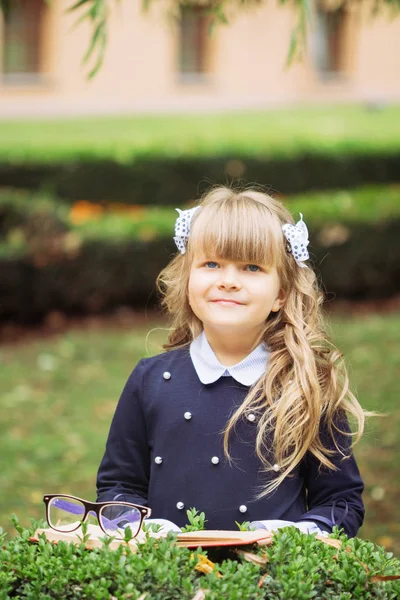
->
xmin=2 ymin=0 xmax=45 ymax=77
xmin=312 ymin=3 xmax=347 ymax=76
xmin=179 ymin=5 xmax=210 ymax=77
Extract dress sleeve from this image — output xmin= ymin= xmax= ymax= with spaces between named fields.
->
xmin=96 ymin=359 xmax=150 ymax=506
xmin=297 ymin=412 xmax=365 ymax=538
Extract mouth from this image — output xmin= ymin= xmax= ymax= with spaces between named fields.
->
xmin=211 ymin=299 xmax=244 ymax=306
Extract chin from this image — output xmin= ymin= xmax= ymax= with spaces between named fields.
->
xmin=208 ymin=319 xmax=249 ymax=329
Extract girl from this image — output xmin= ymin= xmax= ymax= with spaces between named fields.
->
xmin=96 ymin=186 xmax=365 ymax=537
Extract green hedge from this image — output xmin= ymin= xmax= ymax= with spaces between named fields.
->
xmin=1 ymin=186 xmax=400 ymax=323
xmin=3 ymin=107 xmax=400 ymax=203
xmin=1 ymin=517 xmax=400 ymax=600
xmin=3 ymin=184 xmax=400 ymax=234
xmin=1 ymin=152 xmax=400 ymax=204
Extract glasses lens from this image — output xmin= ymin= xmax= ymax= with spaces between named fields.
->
xmin=99 ymin=504 xmax=142 ymax=540
xmin=48 ymin=496 xmax=86 ymax=532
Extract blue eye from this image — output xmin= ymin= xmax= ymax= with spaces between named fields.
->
xmin=205 ymin=261 xmax=218 ymax=269
xmin=246 ymin=264 xmax=260 ymax=272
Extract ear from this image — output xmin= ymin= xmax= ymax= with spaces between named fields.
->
xmin=271 ymin=287 xmax=287 ymax=313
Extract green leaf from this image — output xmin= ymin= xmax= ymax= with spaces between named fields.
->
xmin=123 ymin=525 xmax=133 ymax=542
xmin=69 ymin=6 xmax=95 ymax=30
xmin=181 ymin=507 xmax=207 ymax=532
xmin=90 ymin=0 xmax=105 ymax=20
xmin=67 ymin=0 xmax=92 ymax=13
xmin=236 ymin=520 xmax=251 ymax=531
xmin=298 ymin=0 xmax=312 ymax=47
xmin=82 ymin=21 xmax=105 ymax=65
xmin=143 ymin=522 xmax=163 ymax=533
xmin=88 ymin=29 xmax=107 ymax=79
xmin=285 ymin=28 xmax=298 ymax=69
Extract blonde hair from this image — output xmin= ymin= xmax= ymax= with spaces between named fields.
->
xmin=156 ymin=185 xmax=367 ymax=496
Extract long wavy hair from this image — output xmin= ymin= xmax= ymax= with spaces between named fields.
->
xmin=156 ymin=185 xmax=367 ymax=496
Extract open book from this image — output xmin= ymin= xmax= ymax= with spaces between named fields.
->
xmin=176 ymin=530 xmax=274 ymax=548
xmin=31 ymin=521 xmax=342 ymax=550
xmin=30 ymin=524 xmax=275 ymax=550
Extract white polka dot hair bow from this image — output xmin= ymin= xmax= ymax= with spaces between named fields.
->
xmin=173 ymin=206 xmax=201 ymax=254
xmin=282 ymin=213 xmax=310 ymax=268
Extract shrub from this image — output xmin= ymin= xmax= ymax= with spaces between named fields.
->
xmin=1 ymin=152 xmax=400 ymax=204
xmin=1 ymin=185 xmax=400 ymax=323
xmin=1 ymin=517 xmax=399 ymax=599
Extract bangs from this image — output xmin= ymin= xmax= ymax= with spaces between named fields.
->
xmin=187 ymin=195 xmax=283 ymax=268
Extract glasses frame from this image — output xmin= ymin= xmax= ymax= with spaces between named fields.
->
xmin=43 ymin=493 xmax=151 ymax=540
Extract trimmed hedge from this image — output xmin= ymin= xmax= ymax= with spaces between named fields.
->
xmin=1 ymin=152 xmax=400 ymax=204
xmin=1 ymin=222 xmax=400 ymax=323
xmin=1 ymin=518 xmax=399 ymax=600
xmin=1 ymin=186 xmax=400 ymax=323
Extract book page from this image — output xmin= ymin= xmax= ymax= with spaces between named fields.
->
xmin=177 ymin=530 xmax=270 ymax=541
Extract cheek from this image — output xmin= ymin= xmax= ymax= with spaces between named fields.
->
xmin=189 ymin=271 xmax=205 ymax=291
xmin=252 ymin=282 xmax=275 ymax=304
xmin=188 ymin=273 xmax=200 ymax=307
xmin=188 ymin=274 xmax=211 ymax=315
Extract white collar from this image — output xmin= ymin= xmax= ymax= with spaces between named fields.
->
xmin=190 ymin=331 xmax=269 ymax=386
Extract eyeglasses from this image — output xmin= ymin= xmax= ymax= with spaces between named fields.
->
xmin=43 ymin=494 xmax=151 ymax=541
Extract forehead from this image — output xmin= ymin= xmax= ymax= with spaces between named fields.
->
xmin=187 ymin=199 xmax=283 ymax=268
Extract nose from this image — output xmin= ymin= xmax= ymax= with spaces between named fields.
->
xmin=217 ymin=265 xmax=242 ymax=290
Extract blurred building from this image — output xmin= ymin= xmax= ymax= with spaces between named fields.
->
xmin=0 ymin=0 xmax=399 ymax=117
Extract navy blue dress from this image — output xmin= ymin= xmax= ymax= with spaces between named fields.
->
xmin=96 ymin=347 xmax=364 ymax=536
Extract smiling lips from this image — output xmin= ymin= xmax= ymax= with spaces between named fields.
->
xmin=211 ymin=299 xmax=244 ymax=305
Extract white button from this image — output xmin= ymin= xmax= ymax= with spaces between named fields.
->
xmin=211 ymin=456 xmax=219 ymax=465
xmin=184 ymin=412 xmax=192 ymax=420
xmin=273 ymin=463 xmax=280 ymax=472
xmin=154 ymin=456 xmax=163 ymax=465
xmin=176 ymin=501 xmax=184 ymax=510
xmin=163 ymin=371 xmax=171 ymax=380
xmin=247 ymin=413 xmax=256 ymax=422
xmin=239 ymin=505 xmax=247 ymax=513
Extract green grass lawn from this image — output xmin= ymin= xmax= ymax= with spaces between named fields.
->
xmin=1 ymin=105 xmax=400 ymax=162
xmin=0 ymin=312 xmax=399 ymax=555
